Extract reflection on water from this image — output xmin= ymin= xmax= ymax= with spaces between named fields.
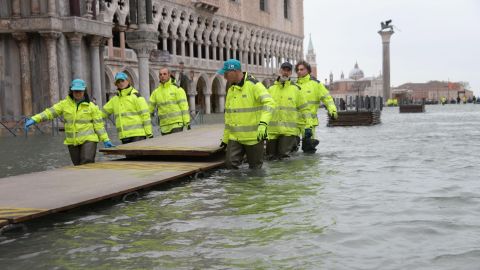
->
xmin=1 ymin=105 xmax=480 ymax=269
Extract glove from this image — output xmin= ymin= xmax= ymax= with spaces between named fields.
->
xmin=24 ymin=118 xmax=36 ymax=132
xmin=257 ymin=122 xmax=268 ymax=142
xmin=146 ymin=134 xmax=153 ymax=139
xmin=329 ymin=111 xmax=338 ymax=120
xmin=186 ymin=123 xmax=191 ymax=130
xmin=304 ymin=128 xmax=312 ymax=139
xmin=103 ymin=141 xmax=114 ymax=148
xmin=220 ymin=141 xmax=227 ymax=149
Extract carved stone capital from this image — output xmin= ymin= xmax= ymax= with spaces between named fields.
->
xmin=89 ymin=35 xmax=106 ymax=47
xmin=66 ymin=32 xmax=84 ymax=45
xmin=40 ymin=31 xmax=61 ymax=40
xmin=12 ymin=32 xmax=29 ymax=43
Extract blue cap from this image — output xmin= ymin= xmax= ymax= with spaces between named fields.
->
xmin=70 ymin=79 xmax=86 ymax=91
xmin=217 ymin=59 xmax=241 ymax=75
xmin=115 ymin=72 xmax=128 ymax=81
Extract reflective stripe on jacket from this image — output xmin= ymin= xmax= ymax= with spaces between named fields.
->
xmin=223 ymin=72 xmax=276 ymax=145
xmin=296 ymin=74 xmax=337 ymax=126
xmin=267 ymin=79 xmax=311 ymax=137
xmin=32 ymin=94 xmax=109 ymax=146
xmin=102 ymin=86 xmax=152 ymax=140
xmin=149 ymin=79 xmax=190 ymax=134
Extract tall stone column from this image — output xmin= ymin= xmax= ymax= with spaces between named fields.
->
xmin=31 ymin=0 xmax=41 ymax=15
xmin=12 ymin=33 xmax=33 ymax=116
xmin=188 ymin=94 xmax=196 ymax=113
xmin=378 ymin=29 xmax=394 ymax=99
xmin=127 ymin=31 xmax=158 ymax=99
xmin=219 ymin=46 xmax=224 ymax=61
xmin=89 ymin=36 xmax=105 ymax=105
xmin=12 ymin=0 xmax=21 ymax=17
xmin=218 ymin=94 xmax=225 ymax=113
xmin=47 ymin=0 xmax=56 ymax=16
xmin=66 ymin=33 xmax=84 ymax=79
xmin=204 ymin=94 xmax=211 ymax=114
xmin=40 ymin=31 xmax=61 ymax=105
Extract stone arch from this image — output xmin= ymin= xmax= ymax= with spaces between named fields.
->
xmin=210 ymin=75 xmax=226 ymax=113
xmin=193 ymin=73 xmax=211 ymax=114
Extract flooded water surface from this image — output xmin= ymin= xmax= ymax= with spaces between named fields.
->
xmin=1 ymin=105 xmax=480 ymax=269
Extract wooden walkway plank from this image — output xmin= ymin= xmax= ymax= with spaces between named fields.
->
xmin=100 ymin=124 xmax=225 ymax=157
xmin=0 ymin=159 xmax=224 ymax=227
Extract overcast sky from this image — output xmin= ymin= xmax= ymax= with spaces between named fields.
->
xmin=304 ymin=0 xmax=480 ymax=95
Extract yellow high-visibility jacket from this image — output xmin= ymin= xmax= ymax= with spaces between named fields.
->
xmin=267 ymin=79 xmax=311 ymax=138
xmin=296 ymin=74 xmax=337 ymax=127
xmin=149 ymin=79 xmax=190 ymax=134
xmin=223 ymin=72 xmax=276 ymax=145
xmin=32 ymin=94 xmax=109 ymax=146
xmin=102 ymin=86 xmax=152 ymax=140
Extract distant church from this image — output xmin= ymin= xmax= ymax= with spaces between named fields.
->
xmin=327 ymin=62 xmax=384 ymax=98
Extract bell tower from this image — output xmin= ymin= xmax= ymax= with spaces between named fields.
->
xmin=305 ymin=34 xmax=317 ymax=78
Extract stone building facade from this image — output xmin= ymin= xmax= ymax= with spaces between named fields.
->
xmin=0 ymin=0 xmax=304 ymax=120
xmin=393 ymin=81 xmax=473 ymax=103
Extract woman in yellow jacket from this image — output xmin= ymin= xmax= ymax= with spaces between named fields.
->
xmin=24 ymin=79 xmax=113 ymax=166
xmin=102 ymin=72 xmax=152 ymax=144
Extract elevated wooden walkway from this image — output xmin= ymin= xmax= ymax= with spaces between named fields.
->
xmin=328 ymin=111 xmax=381 ymax=127
xmin=0 ymin=125 xmax=226 ymax=231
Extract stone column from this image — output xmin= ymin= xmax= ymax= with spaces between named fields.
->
xmin=40 ymin=31 xmax=61 ymax=105
xmin=378 ymin=29 xmax=394 ymax=99
xmin=171 ymin=36 xmax=177 ymax=55
xmin=12 ymin=33 xmax=33 ymax=116
xmin=12 ymin=0 xmax=21 ymax=17
xmin=127 ymin=29 xmax=158 ymax=99
xmin=189 ymin=40 xmax=194 ymax=61
xmin=162 ymin=35 xmax=168 ymax=51
xmin=120 ymin=30 xmax=126 ymax=59
xmin=89 ymin=36 xmax=105 ymax=105
xmin=225 ymin=45 xmax=231 ymax=59
xmin=188 ymin=94 xmax=196 ymax=113
xmin=31 ymin=0 xmax=41 ymax=15
xmin=219 ymin=46 xmax=224 ymax=61
xmin=212 ymin=44 xmax=217 ymax=61
xmin=180 ymin=37 xmax=186 ymax=57
xmin=108 ymin=38 xmax=113 ymax=57
xmin=205 ymin=43 xmax=210 ymax=61
xmin=197 ymin=41 xmax=202 ymax=59
xmin=47 ymin=0 xmax=56 ymax=16
xmin=218 ymin=94 xmax=225 ymax=113
xmin=66 ymin=33 xmax=84 ymax=79
xmin=204 ymin=94 xmax=211 ymax=114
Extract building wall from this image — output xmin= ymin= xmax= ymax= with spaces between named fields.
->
xmin=0 ymin=0 xmax=304 ymax=120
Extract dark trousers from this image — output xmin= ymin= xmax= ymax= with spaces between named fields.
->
xmin=121 ymin=136 xmax=146 ymax=144
xmin=226 ymin=140 xmax=264 ymax=169
xmin=67 ymin=141 xmax=97 ymax=166
xmin=161 ymin=127 xmax=183 ymax=136
xmin=266 ymin=135 xmax=298 ymax=160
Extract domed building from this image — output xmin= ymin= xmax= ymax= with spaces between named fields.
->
xmin=327 ymin=62 xmax=383 ymax=99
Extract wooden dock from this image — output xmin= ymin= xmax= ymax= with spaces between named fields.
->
xmin=0 ymin=124 xmax=226 ymax=231
xmin=327 ymin=111 xmax=381 ymax=127
xmin=399 ymin=104 xmax=425 ymax=113
xmin=101 ymin=124 xmax=224 ymax=157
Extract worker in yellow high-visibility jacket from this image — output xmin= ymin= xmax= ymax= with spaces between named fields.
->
xmin=149 ymin=67 xmax=190 ymax=135
xmin=266 ymin=62 xmax=311 ymax=160
xmin=219 ymin=59 xmax=276 ymax=169
xmin=24 ymin=79 xmax=113 ymax=165
xmin=102 ymin=72 xmax=152 ymax=144
xmin=295 ymin=60 xmax=338 ymax=153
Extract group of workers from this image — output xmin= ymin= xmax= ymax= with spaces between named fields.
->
xmin=24 ymin=67 xmax=189 ymax=166
xmin=218 ymin=59 xmax=337 ymax=169
xmin=24 ymin=58 xmax=337 ymax=169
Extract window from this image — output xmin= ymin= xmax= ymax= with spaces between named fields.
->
xmin=284 ymin=0 xmax=290 ymax=19
xmin=260 ymin=0 xmax=267 ymax=12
